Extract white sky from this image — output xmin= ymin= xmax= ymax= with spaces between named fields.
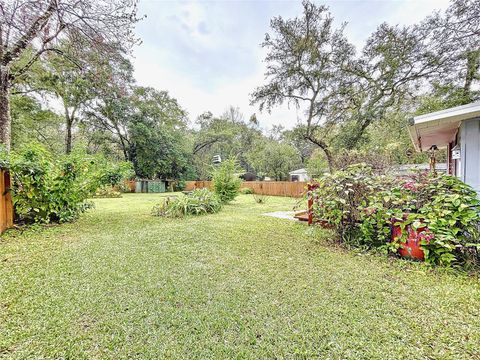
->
xmin=132 ymin=0 xmax=451 ymax=132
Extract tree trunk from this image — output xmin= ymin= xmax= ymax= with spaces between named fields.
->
xmin=305 ymin=134 xmax=335 ymax=173
xmin=114 ymin=123 xmax=129 ymax=161
xmin=65 ymin=114 xmax=73 ymax=154
xmin=321 ymin=146 xmax=335 ymax=174
xmin=0 ymin=66 xmax=11 ymax=151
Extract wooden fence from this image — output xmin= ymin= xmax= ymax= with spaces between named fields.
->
xmin=185 ymin=181 xmax=308 ymax=198
xmin=0 ymin=170 xmax=13 ymax=234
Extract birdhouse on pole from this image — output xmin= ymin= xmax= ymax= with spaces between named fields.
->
xmin=212 ymin=155 xmax=222 ymax=165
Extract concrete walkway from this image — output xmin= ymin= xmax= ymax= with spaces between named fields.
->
xmin=262 ymin=211 xmax=301 ymax=222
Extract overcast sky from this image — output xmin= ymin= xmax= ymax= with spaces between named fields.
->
xmin=132 ymin=0 xmax=450 ymax=132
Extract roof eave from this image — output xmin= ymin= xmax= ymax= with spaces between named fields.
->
xmin=413 ymin=102 xmax=480 ymax=125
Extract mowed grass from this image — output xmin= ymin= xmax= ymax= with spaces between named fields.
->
xmin=1 ymin=194 xmax=480 ymax=359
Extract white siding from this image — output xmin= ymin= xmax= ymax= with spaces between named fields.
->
xmin=460 ymin=118 xmax=480 ymax=194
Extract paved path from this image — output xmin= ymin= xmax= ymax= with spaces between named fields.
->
xmin=262 ymin=211 xmax=301 ymax=221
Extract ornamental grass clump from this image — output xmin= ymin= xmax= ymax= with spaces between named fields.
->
xmin=151 ymin=188 xmax=222 ymax=218
xmin=253 ymin=193 xmax=268 ymax=204
xmin=240 ymin=187 xmax=254 ymax=195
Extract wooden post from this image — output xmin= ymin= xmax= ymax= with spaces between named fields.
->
xmin=307 ymin=183 xmax=314 ymax=225
xmin=307 ymin=182 xmax=320 ymax=225
xmin=0 ymin=169 xmax=13 ymax=233
xmin=429 ymin=145 xmax=438 ymax=175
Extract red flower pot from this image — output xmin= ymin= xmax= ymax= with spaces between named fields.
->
xmin=391 ymin=221 xmax=428 ymax=261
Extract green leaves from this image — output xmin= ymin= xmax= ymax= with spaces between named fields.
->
xmin=211 ymin=158 xmax=242 ymax=204
xmin=3 ymin=145 xmax=131 ymax=224
xmin=151 ymin=189 xmax=222 ymax=218
xmin=311 ymin=165 xmax=480 ymax=268
xmin=246 ymin=140 xmax=300 ymax=181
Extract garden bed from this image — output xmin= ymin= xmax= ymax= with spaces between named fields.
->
xmin=308 ymin=164 xmax=480 ymax=267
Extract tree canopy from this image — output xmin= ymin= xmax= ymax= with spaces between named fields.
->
xmin=4 ymin=0 xmax=479 ymax=182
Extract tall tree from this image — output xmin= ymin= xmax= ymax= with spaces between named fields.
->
xmin=283 ymin=126 xmax=316 ymax=165
xmin=251 ymin=1 xmax=354 ymax=172
xmin=37 ymin=47 xmax=93 ymax=153
xmin=10 ymin=94 xmax=63 ymax=152
xmin=246 ymin=139 xmax=301 ymax=181
xmin=87 ymin=84 xmax=191 ymax=178
xmin=0 ymin=0 xmax=141 ymax=150
xmin=127 ymin=87 xmax=192 ymax=179
xmin=84 ymin=55 xmax=135 ymax=160
xmin=419 ymin=0 xmax=480 ymax=106
xmin=252 ymin=0 xmax=480 ymax=170
xmin=192 ymin=108 xmax=263 ymax=178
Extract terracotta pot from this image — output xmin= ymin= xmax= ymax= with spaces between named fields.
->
xmin=391 ymin=220 xmax=427 ymax=261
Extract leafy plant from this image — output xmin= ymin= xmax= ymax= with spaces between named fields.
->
xmin=360 ymin=172 xmax=480 ymax=266
xmin=98 ymin=161 xmax=134 ymax=187
xmin=92 ymin=186 xmax=122 ymax=198
xmin=1 ymin=145 xmax=133 ymax=224
xmin=172 ymin=179 xmax=187 ymax=192
xmin=240 ymin=187 xmax=254 ymax=195
xmin=404 ymin=174 xmax=479 ymax=266
xmin=312 ymin=164 xmax=480 ymax=267
xmin=211 ymin=157 xmax=242 ymax=204
xmin=151 ymin=189 xmax=222 ymax=218
xmin=311 ymin=163 xmax=388 ymax=245
xmin=5 ymin=145 xmax=92 ymax=223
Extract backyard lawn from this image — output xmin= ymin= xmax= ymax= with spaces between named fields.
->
xmin=1 ymin=194 xmax=480 ymax=359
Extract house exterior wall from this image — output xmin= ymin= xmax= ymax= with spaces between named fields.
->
xmin=459 ymin=118 xmax=480 ymax=194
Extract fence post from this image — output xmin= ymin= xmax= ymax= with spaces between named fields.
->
xmin=307 ymin=183 xmax=313 ymax=225
xmin=0 ymin=170 xmax=14 ymax=234
xmin=307 ymin=183 xmax=319 ymax=226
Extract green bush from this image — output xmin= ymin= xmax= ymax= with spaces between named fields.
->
xmin=312 ymin=164 xmax=388 ymax=245
xmin=211 ymin=158 xmax=242 ymax=204
xmin=97 ymin=161 xmax=134 ymax=187
xmin=151 ymin=189 xmax=222 ymax=218
xmin=240 ymin=187 xmax=254 ymax=194
xmin=173 ymin=179 xmax=186 ymax=192
xmin=92 ymin=186 xmax=123 ymax=198
xmin=5 ymin=145 xmax=93 ymax=223
xmin=1 ymin=145 xmax=134 ymax=224
xmin=312 ymin=164 xmax=480 ymax=267
xmin=365 ymin=172 xmax=480 ymax=266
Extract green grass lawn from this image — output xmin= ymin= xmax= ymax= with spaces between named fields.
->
xmin=1 ymin=194 xmax=480 ymax=359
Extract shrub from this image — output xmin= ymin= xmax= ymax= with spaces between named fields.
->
xmin=311 ymin=163 xmax=389 ymax=245
xmin=80 ymin=156 xmax=134 ymax=194
xmin=240 ymin=187 xmax=254 ymax=194
xmin=333 ymin=149 xmax=391 ymax=174
xmin=1 ymin=145 xmax=134 ymax=224
xmin=92 ymin=186 xmax=122 ymax=198
xmin=312 ymin=164 xmax=480 ymax=267
xmin=211 ymin=158 xmax=242 ymax=204
xmin=173 ymin=179 xmax=186 ymax=192
xmin=385 ymin=173 xmax=479 ymax=266
xmin=151 ymin=189 xmax=222 ymax=218
xmin=97 ymin=161 xmax=134 ymax=187
xmin=5 ymin=145 xmax=94 ymax=223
